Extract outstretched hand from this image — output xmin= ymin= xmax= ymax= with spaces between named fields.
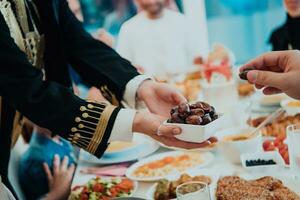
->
xmin=240 ymin=50 xmax=300 ymax=100
xmin=137 ymin=80 xmax=187 ymax=117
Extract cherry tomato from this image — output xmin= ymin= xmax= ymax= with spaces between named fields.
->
xmin=93 ymin=183 xmax=104 ymax=193
xmin=265 ymin=143 xmax=276 ymax=151
xmin=274 ymin=137 xmax=282 ymax=147
xmin=277 ymin=134 xmax=286 ymax=142
xmin=278 ymin=143 xmax=288 ymax=151
xmin=263 ymin=140 xmax=274 ymax=151
xmin=283 ymin=151 xmax=290 ymax=165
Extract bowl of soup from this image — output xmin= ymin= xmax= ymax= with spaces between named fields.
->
xmin=216 ymin=127 xmax=262 ymax=164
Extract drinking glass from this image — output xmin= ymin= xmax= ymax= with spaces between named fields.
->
xmin=176 ymin=181 xmax=211 ymax=200
xmin=287 ymin=124 xmax=300 ymax=178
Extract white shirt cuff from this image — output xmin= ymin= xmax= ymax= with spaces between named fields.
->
xmin=109 ymin=109 xmax=136 ymax=142
xmin=123 ymin=75 xmax=152 ymax=108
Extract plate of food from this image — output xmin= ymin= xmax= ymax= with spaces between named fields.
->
xmin=165 ymin=101 xmax=224 ymax=143
xmin=253 ymin=93 xmax=288 ymax=107
xmin=249 ymin=113 xmax=300 ymax=137
xmin=216 ymin=126 xmax=262 ymax=164
xmin=146 ymin=173 xmax=213 ymax=200
xmin=80 ymin=133 xmax=159 ymax=164
xmin=125 ymin=151 xmax=214 ymax=181
xmin=157 ymin=141 xmax=218 ymax=152
xmin=69 ymin=177 xmax=137 ymax=200
xmin=281 ymin=99 xmax=300 ymax=115
xmin=215 ymin=175 xmax=300 ymax=200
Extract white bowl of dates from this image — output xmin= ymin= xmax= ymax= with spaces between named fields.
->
xmin=165 ymin=102 xmax=224 ymax=143
xmin=216 ymin=127 xmax=262 ymax=164
xmin=240 ymin=151 xmax=285 ymax=172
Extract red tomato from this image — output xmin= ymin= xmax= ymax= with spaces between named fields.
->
xmin=283 ymin=151 xmax=290 ymax=165
xmin=263 ymin=140 xmax=274 ymax=151
xmin=274 ymin=138 xmax=282 ymax=147
xmin=277 ymin=134 xmax=286 ymax=142
xmin=80 ymin=194 xmax=89 ymax=200
xmin=265 ymin=144 xmax=276 ymax=151
xmin=278 ymin=143 xmax=288 ymax=151
xmin=93 ymin=183 xmax=104 ymax=193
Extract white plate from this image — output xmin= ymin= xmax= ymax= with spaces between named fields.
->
xmin=157 ymin=141 xmax=217 ymax=152
xmin=71 ymin=176 xmax=138 ymax=198
xmin=79 ymin=133 xmax=159 ymax=164
xmin=146 ymin=168 xmax=223 ymax=200
xmin=126 ymin=151 xmax=214 ymax=182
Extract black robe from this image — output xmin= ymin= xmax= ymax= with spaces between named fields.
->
xmin=269 ymin=14 xmax=300 ymax=51
xmin=0 ymin=0 xmax=139 ymax=197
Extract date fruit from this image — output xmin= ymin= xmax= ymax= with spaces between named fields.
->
xmin=168 ymin=101 xmax=219 ymax=126
xmin=239 ymin=68 xmax=254 ymax=81
xmin=185 ymin=115 xmax=203 ymax=125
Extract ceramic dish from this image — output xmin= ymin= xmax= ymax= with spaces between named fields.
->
xmin=126 ymin=151 xmax=214 ymax=181
xmin=164 ymin=114 xmax=226 ymax=143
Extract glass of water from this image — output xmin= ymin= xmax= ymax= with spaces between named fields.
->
xmin=176 ymin=181 xmax=211 ymax=200
xmin=287 ymin=124 xmax=300 ymax=178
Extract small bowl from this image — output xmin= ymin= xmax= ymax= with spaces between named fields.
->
xmin=164 ymin=115 xmax=226 ymax=143
xmin=280 ymin=99 xmax=300 ymax=115
xmin=240 ymin=151 xmax=285 ymax=172
xmin=216 ymin=127 xmax=262 ymax=164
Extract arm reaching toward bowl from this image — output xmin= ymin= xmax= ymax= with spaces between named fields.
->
xmin=240 ymin=50 xmax=300 ymax=100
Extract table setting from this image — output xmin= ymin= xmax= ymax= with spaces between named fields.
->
xmin=70 ymin=67 xmax=300 ymax=200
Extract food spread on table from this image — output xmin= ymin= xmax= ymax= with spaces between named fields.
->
xmin=216 ymin=176 xmax=300 ymax=200
xmin=132 ymin=152 xmax=204 ymax=178
xmin=154 ymin=173 xmax=212 ymax=200
xmin=168 ymin=101 xmax=218 ymax=125
xmin=263 ymin=134 xmax=290 ymax=165
xmin=249 ymin=113 xmax=300 ymax=137
xmin=222 ymin=132 xmax=254 ymax=142
xmin=287 ymin=101 xmax=300 ymax=107
xmin=238 ymin=82 xmax=255 ymax=97
xmin=69 ymin=177 xmax=134 ymax=200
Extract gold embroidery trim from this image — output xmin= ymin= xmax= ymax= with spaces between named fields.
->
xmin=87 ymin=105 xmax=115 ymax=154
xmin=69 ymin=102 xmax=116 ymax=155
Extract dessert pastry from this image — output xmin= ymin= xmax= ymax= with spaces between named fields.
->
xmin=216 ymin=176 xmax=300 ymax=200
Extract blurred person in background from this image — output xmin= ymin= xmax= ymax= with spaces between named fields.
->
xmin=269 ymin=0 xmax=300 ymax=50
xmin=18 ymin=124 xmax=76 ymax=200
xmin=117 ymin=0 xmax=202 ymax=77
xmin=103 ymin=0 xmax=136 ymax=38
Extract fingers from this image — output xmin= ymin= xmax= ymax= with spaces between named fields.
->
xmin=157 ymin=124 xmax=181 ymax=138
xmin=152 ymin=134 xmax=214 ymax=150
xmin=247 ymin=70 xmax=285 ymax=90
xmin=171 ymin=91 xmax=187 ymax=105
xmin=262 ymin=87 xmax=282 ymax=95
xmin=240 ymin=51 xmax=287 ymax=72
xmin=67 ymin=164 xmax=75 ymax=178
xmin=61 ymin=156 xmax=69 ymax=171
xmin=53 ymin=154 xmax=60 ymax=175
xmin=43 ymin=162 xmax=53 ymax=183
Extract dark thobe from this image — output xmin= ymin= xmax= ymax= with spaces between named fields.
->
xmin=0 ymin=0 xmax=139 ymax=197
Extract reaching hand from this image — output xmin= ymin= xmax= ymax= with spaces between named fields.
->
xmin=133 ymin=112 xmax=216 ymax=149
xmin=240 ymin=50 xmax=300 ymax=100
xmin=137 ymin=80 xmax=187 ymax=117
xmin=43 ymin=155 xmax=75 ymax=200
